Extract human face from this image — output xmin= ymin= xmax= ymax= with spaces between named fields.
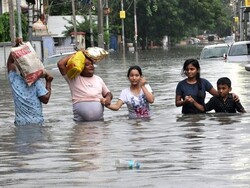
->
xmin=81 ymin=59 xmax=94 ymax=77
xmin=217 ymin=84 xmax=231 ymax=98
xmin=128 ymin=69 xmax=141 ymax=86
xmin=185 ymin=64 xmax=199 ymax=79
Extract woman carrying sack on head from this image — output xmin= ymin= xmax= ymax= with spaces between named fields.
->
xmin=57 ymin=48 xmax=112 ymax=122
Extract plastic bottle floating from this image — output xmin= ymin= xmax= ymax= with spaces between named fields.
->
xmin=115 ymin=159 xmax=141 ymax=169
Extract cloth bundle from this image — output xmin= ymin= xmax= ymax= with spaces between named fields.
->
xmin=11 ymin=42 xmax=45 ymax=86
xmin=83 ymin=47 xmax=109 ymax=63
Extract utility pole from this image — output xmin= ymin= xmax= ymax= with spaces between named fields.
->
xmin=121 ymin=0 xmax=125 ymax=52
xmin=97 ymin=0 xmax=104 ymax=48
xmin=240 ymin=0 xmax=244 ymax=41
xmin=16 ymin=0 xmax=23 ymax=39
xmin=89 ymin=2 xmax=94 ymax=47
xmin=28 ymin=3 xmax=33 ymax=42
xmin=9 ymin=0 xmax=16 ymax=44
xmin=72 ymin=0 xmax=77 ymax=47
xmin=134 ymin=0 xmax=137 ymax=51
xmin=105 ymin=0 xmax=109 ymax=50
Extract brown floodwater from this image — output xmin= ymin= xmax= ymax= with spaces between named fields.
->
xmin=1 ymin=46 xmax=250 ymax=187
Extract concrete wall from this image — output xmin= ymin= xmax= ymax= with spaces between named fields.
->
xmin=0 ymin=36 xmax=55 ymax=69
xmin=0 ymin=42 xmax=12 ymax=69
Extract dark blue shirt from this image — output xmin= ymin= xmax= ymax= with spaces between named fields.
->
xmin=176 ymin=78 xmax=213 ymax=114
xmin=205 ymin=93 xmax=245 ymax=113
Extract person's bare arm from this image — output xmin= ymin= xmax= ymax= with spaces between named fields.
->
xmin=140 ymin=77 xmax=154 ymax=103
xmin=57 ymin=54 xmax=74 ymax=75
xmin=191 ymin=99 xmax=205 ymax=112
xmin=141 ymin=85 xmax=154 ymax=103
xmin=209 ymin=87 xmax=218 ymax=97
xmin=106 ymin=99 xmax=124 ymax=111
xmin=39 ymin=71 xmax=54 ymax=104
xmin=175 ymin=95 xmax=189 ymax=107
xmin=7 ymin=53 xmax=16 ymax=72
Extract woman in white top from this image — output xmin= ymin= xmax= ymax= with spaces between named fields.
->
xmin=105 ymin=65 xmax=154 ymax=118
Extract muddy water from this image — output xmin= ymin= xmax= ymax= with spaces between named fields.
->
xmin=1 ymin=46 xmax=250 ymax=187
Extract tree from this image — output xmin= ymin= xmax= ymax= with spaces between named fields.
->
xmin=0 ymin=12 xmax=28 ymax=42
xmin=48 ymin=0 xmax=232 ymax=47
xmin=62 ymin=15 xmax=98 ymax=48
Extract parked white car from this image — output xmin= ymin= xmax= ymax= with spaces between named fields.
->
xmin=245 ymin=64 xmax=250 ymax=71
xmin=226 ymin=41 xmax=250 ymax=63
xmin=43 ymin=52 xmax=75 ymax=70
xmin=199 ymin=43 xmax=229 ymax=60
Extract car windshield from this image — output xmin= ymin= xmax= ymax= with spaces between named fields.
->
xmin=200 ymin=46 xmax=228 ymax=59
xmin=43 ymin=52 xmax=74 ymax=69
xmin=228 ymin=44 xmax=250 ymax=56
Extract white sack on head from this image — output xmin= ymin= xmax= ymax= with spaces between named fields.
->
xmin=11 ymin=42 xmax=45 ymax=86
xmin=83 ymin=47 xmax=108 ymax=63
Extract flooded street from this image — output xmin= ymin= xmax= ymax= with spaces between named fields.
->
xmin=1 ymin=46 xmax=250 ymax=187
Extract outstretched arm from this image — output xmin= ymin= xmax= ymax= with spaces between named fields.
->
xmin=105 ymin=99 xmax=124 ymax=111
xmin=209 ymin=87 xmax=218 ymax=97
xmin=100 ymin=92 xmax=113 ymax=106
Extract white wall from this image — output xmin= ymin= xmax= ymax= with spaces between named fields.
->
xmin=0 ymin=43 xmax=12 ymax=69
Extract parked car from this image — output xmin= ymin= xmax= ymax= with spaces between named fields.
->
xmin=245 ymin=64 xmax=250 ymax=71
xmin=43 ymin=52 xmax=75 ymax=70
xmin=223 ymin=35 xmax=234 ymax=44
xmin=189 ymin=37 xmax=200 ymax=45
xmin=226 ymin=41 xmax=250 ymax=63
xmin=199 ymin=43 xmax=229 ymax=60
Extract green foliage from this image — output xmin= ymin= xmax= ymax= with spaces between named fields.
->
xmin=0 ymin=13 xmax=10 ymax=42
xmin=104 ymin=30 xmax=110 ymax=44
xmin=48 ymin=0 xmax=232 ymax=46
xmin=0 ymin=12 xmax=28 ymax=42
xmin=48 ymin=0 xmax=72 ymax=15
xmin=47 ymin=0 xmax=97 ymax=15
xmin=62 ymin=15 xmax=98 ymax=47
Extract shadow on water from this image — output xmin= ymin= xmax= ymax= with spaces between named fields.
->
xmin=1 ymin=46 xmax=250 ymax=187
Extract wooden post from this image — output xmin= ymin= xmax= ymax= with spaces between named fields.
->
xmin=72 ymin=0 xmax=77 ymax=47
xmin=97 ymin=0 xmax=104 ymax=48
xmin=9 ymin=0 xmax=16 ymax=44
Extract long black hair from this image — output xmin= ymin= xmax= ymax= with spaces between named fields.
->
xmin=182 ymin=59 xmax=204 ymax=100
xmin=182 ymin=59 xmax=200 ymax=79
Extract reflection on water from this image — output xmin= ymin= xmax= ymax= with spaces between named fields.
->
xmin=1 ymin=46 xmax=250 ymax=187
xmin=14 ymin=125 xmax=52 ymax=155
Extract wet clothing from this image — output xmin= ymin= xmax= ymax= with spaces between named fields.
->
xmin=205 ymin=93 xmax=245 ymax=113
xmin=176 ymin=78 xmax=213 ymax=114
xmin=73 ymin=101 xmax=104 ymax=121
xmin=119 ymin=84 xmax=153 ymax=118
xmin=8 ymin=71 xmax=48 ymax=126
xmin=64 ymin=75 xmax=110 ymax=104
xmin=64 ymin=75 xmax=110 ymax=121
